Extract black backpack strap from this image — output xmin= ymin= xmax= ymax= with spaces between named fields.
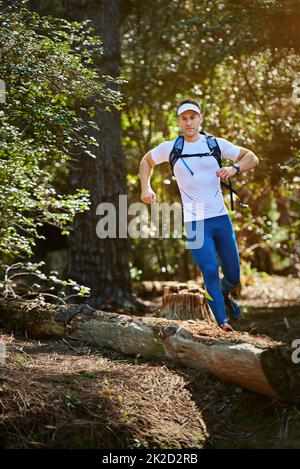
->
xmin=179 ymin=152 xmax=213 ymax=159
xmin=169 ymin=132 xmax=218 ymax=173
xmin=169 ymin=131 xmax=247 ymax=211
xmin=202 ymin=131 xmax=222 ymax=168
xmin=169 ymin=135 xmax=184 ymax=175
xmin=221 ymin=180 xmax=235 ymax=211
xmin=203 ymin=131 xmax=243 ymax=211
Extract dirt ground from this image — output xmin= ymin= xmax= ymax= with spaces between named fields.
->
xmin=0 ymin=273 xmax=300 ymax=449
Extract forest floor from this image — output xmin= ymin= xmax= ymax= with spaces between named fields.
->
xmin=0 ymin=273 xmax=300 ymax=449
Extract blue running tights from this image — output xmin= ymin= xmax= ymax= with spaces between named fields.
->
xmin=185 ymin=214 xmax=240 ymax=325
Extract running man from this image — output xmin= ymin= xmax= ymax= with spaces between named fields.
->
xmin=139 ymin=98 xmax=259 ymax=332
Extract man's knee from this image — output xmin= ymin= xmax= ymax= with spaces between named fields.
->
xmin=202 ymin=263 xmax=219 ymax=281
xmin=225 ymin=272 xmax=240 ymax=288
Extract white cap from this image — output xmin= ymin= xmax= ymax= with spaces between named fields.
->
xmin=177 ymin=103 xmax=201 ymax=116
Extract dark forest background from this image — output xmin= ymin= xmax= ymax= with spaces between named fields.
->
xmin=0 ymin=0 xmax=299 ymax=308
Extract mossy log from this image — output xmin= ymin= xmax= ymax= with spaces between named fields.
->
xmin=0 ymin=298 xmax=299 ymax=402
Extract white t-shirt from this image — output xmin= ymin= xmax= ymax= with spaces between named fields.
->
xmin=150 ymin=133 xmax=241 ymax=222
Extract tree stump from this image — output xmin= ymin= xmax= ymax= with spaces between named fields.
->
xmin=157 ymin=284 xmax=215 ymax=323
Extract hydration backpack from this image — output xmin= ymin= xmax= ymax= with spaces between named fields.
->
xmin=169 ymin=130 xmax=248 ymax=211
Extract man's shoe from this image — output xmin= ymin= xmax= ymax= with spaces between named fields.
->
xmin=223 ymin=292 xmax=242 ymax=321
xmin=219 ymin=322 xmax=234 ymax=332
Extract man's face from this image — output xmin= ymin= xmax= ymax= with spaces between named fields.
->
xmin=177 ymin=110 xmax=203 ymax=137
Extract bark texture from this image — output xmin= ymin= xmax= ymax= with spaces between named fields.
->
xmin=65 ymin=0 xmax=132 ymax=307
xmin=1 ymin=298 xmax=299 ymax=402
xmin=157 ymin=285 xmax=215 ymax=322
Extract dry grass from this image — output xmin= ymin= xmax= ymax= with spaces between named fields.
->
xmin=1 ymin=331 xmax=300 ymax=449
xmin=0 ymin=332 xmax=208 ymax=449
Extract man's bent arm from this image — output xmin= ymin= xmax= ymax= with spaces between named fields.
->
xmin=234 ymin=148 xmax=259 ymax=173
xmin=139 ymin=152 xmax=157 ymax=203
xmin=217 ymin=147 xmax=259 ymax=180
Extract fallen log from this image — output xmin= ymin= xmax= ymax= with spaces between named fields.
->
xmin=0 ymin=298 xmax=299 ymax=402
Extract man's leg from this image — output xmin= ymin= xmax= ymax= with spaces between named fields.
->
xmin=185 ymin=219 xmax=227 ymax=326
xmin=213 ymin=215 xmax=241 ymax=319
xmin=213 ymin=215 xmax=240 ymax=293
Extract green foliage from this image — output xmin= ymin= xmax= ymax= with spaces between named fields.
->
xmin=121 ymin=0 xmax=300 ymax=278
xmin=66 ymin=392 xmax=81 ymax=410
xmin=0 ymin=260 xmax=90 ymax=302
xmin=0 ymin=0 xmax=124 ymax=261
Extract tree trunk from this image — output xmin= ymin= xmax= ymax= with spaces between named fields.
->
xmin=63 ymin=0 xmax=132 ymax=308
xmin=1 ymin=298 xmax=299 ymax=402
xmin=158 ymin=285 xmax=215 ymax=322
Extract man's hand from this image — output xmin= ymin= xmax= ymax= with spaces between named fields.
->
xmin=141 ymin=188 xmax=157 ymax=204
xmin=216 ymin=167 xmax=237 ymax=180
